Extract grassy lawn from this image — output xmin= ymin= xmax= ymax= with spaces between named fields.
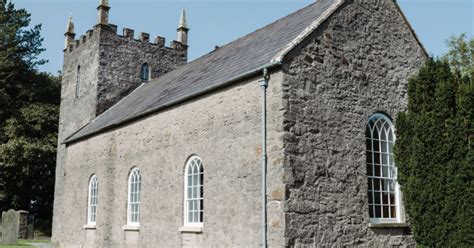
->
xmin=0 ymin=240 xmax=51 ymax=248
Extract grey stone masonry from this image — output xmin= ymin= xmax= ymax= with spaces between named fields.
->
xmin=281 ymin=0 xmax=426 ymax=247
xmin=52 ymin=22 xmax=187 ymax=243
xmin=1 ymin=209 xmax=19 ymax=244
xmin=96 ymin=24 xmax=187 ymax=115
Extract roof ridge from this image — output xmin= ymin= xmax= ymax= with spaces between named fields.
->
xmin=272 ymin=0 xmax=345 ymax=62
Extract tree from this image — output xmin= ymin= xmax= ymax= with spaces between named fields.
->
xmin=0 ymin=0 xmax=60 ymax=228
xmin=394 ymin=34 xmax=473 ymax=246
xmin=444 ymin=33 xmax=474 ymax=79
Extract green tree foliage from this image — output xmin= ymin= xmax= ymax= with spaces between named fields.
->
xmin=395 ymin=35 xmax=474 ymax=246
xmin=444 ymin=33 xmax=474 ymax=79
xmin=0 ymin=0 xmax=60 ymax=224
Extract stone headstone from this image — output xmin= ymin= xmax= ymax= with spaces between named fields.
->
xmin=18 ymin=210 xmax=29 ymax=239
xmin=1 ymin=209 xmax=19 ymax=245
xmin=27 ymin=215 xmax=34 ymax=240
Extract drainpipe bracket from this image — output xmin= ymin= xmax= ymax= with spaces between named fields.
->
xmin=259 ymin=68 xmax=270 ymax=88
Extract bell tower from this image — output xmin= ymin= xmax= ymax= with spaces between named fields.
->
xmin=52 ymin=0 xmax=189 ymax=240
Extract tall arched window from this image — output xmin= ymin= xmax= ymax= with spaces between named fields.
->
xmin=366 ymin=113 xmax=401 ymax=223
xmin=127 ymin=168 xmax=141 ymax=226
xmin=87 ymin=175 xmax=98 ymax=225
xmin=184 ymin=156 xmax=203 ymax=226
xmin=140 ymin=63 xmax=150 ymax=82
xmin=75 ymin=65 xmax=81 ymax=98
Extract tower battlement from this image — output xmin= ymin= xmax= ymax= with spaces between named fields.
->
xmin=59 ymin=0 xmax=189 ymax=141
xmin=65 ymin=24 xmax=187 ymax=54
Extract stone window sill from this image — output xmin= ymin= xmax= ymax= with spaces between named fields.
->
xmin=179 ymin=226 xmax=203 ymax=233
xmin=83 ymin=224 xmax=96 ymax=230
xmin=122 ymin=225 xmax=140 ymax=231
xmin=369 ymin=222 xmax=409 ymax=228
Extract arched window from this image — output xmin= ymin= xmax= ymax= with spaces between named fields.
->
xmin=127 ymin=168 xmax=141 ymax=226
xmin=140 ymin=63 xmax=150 ymax=82
xmin=87 ymin=175 xmax=98 ymax=225
xmin=184 ymin=156 xmax=203 ymax=226
xmin=366 ymin=113 xmax=401 ymax=223
xmin=75 ymin=65 xmax=81 ymax=98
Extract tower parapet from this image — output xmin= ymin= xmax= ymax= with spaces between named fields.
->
xmin=64 ymin=23 xmax=187 ymax=55
xmin=60 ymin=0 xmax=189 ymax=117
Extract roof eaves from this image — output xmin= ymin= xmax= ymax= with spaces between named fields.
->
xmin=271 ymin=0 xmax=345 ymax=63
xmin=64 ymin=61 xmax=283 ymax=145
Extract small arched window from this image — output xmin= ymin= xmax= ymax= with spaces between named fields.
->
xmin=75 ymin=65 xmax=81 ymax=98
xmin=87 ymin=175 xmax=98 ymax=225
xmin=140 ymin=63 xmax=150 ymax=82
xmin=184 ymin=156 xmax=203 ymax=226
xmin=127 ymin=168 xmax=141 ymax=226
xmin=366 ymin=113 xmax=401 ymax=223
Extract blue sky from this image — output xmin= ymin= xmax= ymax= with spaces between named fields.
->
xmin=12 ymin=0 xmax=474 ymax=74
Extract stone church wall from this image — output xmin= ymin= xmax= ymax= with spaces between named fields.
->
xmin=56 ymin=72 xmax=286 ymax=248
xmin=281 ymin=0 xmax=426 ymax=247
xmin=96 ymin=25 xmax=187 ymax=115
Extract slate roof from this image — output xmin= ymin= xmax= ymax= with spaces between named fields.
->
xmin=65 ymin=0 xmax=341 ymax=143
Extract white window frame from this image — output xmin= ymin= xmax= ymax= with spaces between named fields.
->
xmin=87 ymin=175 xmax=98 ymax=225
xmin=366 ymin=113 xmax=403 ymax=224
xmin=127 ymin=167 xmax=141 ymax=226
xmin=183 ymin=156 xmax=204 ymax=228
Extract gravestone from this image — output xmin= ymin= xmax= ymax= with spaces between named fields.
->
xmin=27 ymin=215 xmax=35 ymax=240
xmin=18 ymin=210 xmax=29 ymax=239
xmin=1 ymin=209 xmax=19 ymax=244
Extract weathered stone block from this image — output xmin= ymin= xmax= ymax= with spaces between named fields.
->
xmin=170 ymin=40 xmax=186 ymax=51
xmin=86 ymin=29 xmax=94 ymax=38
xmin=138 ymin=32 xmax=149 ymax=42
xmin=154 ymin=36 xmax=165 ymax=47
xmin=1 ymin=209 xmax=19 ymax=245
xmin=108 ymin=24 xmax=117 ymax=34
xmin=123 ymin=28 xmax=134 ymax=38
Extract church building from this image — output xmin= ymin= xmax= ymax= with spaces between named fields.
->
xmin=52 ymin=0 xmax=427 ymax=247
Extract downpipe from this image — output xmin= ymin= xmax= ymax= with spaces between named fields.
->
xmin=260 ymin=68 xmax=270 ymax=248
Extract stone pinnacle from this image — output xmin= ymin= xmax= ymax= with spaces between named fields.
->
xmin=65 ymin=15 xmax=74 ymax=34
xmin=178 ymin=8 xmax=187 ymax=30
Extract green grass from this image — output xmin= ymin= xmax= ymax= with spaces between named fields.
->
xmin=0 ymin=239 xmax=51 ymax=248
